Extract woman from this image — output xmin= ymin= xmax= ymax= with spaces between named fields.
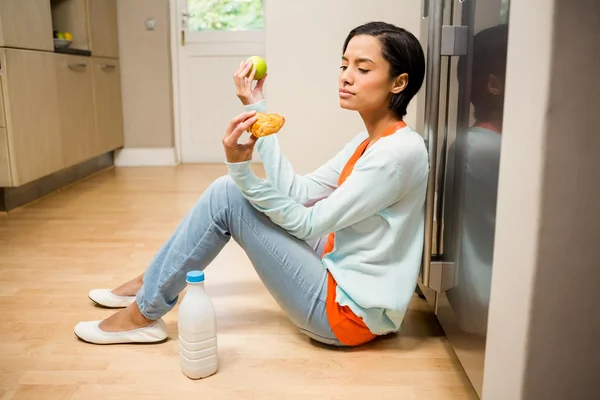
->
xmin=74 ymin=21 xmax=428 ymax=347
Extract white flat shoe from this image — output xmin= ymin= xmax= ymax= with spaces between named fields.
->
xmin=89 ymin=289 xmax=136 ymax=308
xmin=74 ymin=319 xmax=168 ymax=344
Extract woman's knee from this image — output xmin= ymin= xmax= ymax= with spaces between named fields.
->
xmin=204 ymin=175 xmax=238 ymax=200
xmin=210 ymin=175 xmax=236 ymax=191
xmin=203 ymin=175 xmax=246 ymax=209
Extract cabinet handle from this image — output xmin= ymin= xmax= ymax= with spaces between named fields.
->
xmin=101 ymin=64 xmax=117 ymax=70
xmin=68 ymin=63 xmax=87 ymax=70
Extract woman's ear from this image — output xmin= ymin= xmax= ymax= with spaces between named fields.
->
xmin=487 ymin=74 xmax=503 ymax=95
xmin=391 ymin=73 xmax=409 ymax=94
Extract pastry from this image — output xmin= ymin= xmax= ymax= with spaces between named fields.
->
xmin=247 ymin=112 xmax=285 ymax=138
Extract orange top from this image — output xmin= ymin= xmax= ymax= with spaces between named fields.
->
xmin=323 ymin=120 xmax=407 ymax=346
xmin=474 ymin=122 xmax=501 ymax=134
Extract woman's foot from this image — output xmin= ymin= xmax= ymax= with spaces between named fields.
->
xmin=74 ymin=303 xmax=168 ymax=344
xmin=112 ymin=273 xmax=144 ymax=296
xmin=98 ymin=302 xmax=153 ymax=332
xmin=88 ymin=274 xmax=144 ymax=308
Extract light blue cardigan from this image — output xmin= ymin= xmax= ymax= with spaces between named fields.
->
xmin=226 ymin=100 xmax=429 ymax=335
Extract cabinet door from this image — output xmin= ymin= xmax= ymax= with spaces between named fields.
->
xmin=2 ymin=49 xmax=63 ymax=186
xmin=0 ymin=128 xmax=11 ymax=186
xmin=55 ymin=55 xmax=96 ymax=168
xmin=0 ymin=81 xmax=5 ymax=128
xmin=0 ymin=0 xmax=54 ymax=51
xmin=87 ymin=0 xmax=119 ymax=58
xmin=92 ymin=58 xmax=124 ymax=152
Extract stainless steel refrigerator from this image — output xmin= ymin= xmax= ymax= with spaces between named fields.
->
xmin=416 ymin=0 xmax=510 ymax=397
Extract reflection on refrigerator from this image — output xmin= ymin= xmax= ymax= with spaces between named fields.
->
xmin=449 ymin=23 xmax=508 ymax=337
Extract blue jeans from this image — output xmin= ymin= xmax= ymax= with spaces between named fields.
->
xmin=136 ymin=176 xmax=342 ymax=346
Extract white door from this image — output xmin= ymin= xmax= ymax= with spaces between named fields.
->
xmin=173 ymin=0 xmax=265 ymax=163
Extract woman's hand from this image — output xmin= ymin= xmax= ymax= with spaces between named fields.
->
xmin=222 ymin=111 xmax=259 ymax=163
xmin=233 ymin=60 xmax=267 ymax=105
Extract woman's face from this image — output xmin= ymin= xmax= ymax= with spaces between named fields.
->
xmin=339 ymin=35 xmax=400 ymax=115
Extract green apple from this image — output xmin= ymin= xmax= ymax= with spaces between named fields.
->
xmin=246 ymin=55 xmax=267 ymax=80
xmin=57 ymin=32 xmax=66 ymax=39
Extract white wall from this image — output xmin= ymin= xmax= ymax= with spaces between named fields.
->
xmin=115 ymin=0 xmax=421 ymax=165
xmin=264 ymin=0 xmax=422 ymax=173
xmin=483 ymin=0 xmax=600 ymax=398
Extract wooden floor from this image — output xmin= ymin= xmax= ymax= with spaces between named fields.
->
xmin=0 ymin=165 xmax=477 ymax=400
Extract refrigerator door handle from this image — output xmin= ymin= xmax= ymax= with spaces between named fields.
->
xmin=421 ymin=0 xmax=444 ymax=288
xmin=441 ymin=25 xmax=468 ymax=56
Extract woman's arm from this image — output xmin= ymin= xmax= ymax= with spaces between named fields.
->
xmin=226 ymin=142 xmax=427 ymax=241
xmin=246 ymin=100 xmax=363 ymax=206
xmin=233 ymin=61 xmax=357 ymax=205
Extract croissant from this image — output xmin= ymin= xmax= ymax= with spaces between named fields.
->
xmin=247 ymin=112 xmax=285 ymax=138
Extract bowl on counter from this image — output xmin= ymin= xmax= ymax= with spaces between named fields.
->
xmin=53 ymin=39 xmax=72 ymax=49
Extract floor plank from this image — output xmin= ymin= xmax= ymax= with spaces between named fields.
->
xmin=0 ymin=165 xmax=477 ymax=399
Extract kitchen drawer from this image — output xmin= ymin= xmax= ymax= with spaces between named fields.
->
xmin=0 ymin=128 xmax=11 ymax=186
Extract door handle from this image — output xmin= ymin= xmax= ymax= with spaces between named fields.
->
xmin=180 ymin=10 xmax=195 ymax=46
xmin=421 ymin=0 xmax=444 ymax=289
xmin=68 ymin=63 xmax=87 ymax=71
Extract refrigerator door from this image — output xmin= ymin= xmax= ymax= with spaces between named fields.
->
xmin=419 ymin=0 xmax=510 ymax=397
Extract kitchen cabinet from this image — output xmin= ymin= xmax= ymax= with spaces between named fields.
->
xmin=87 ymin=0 xmax=119 ymax=58
xmin=92 ymin=58 xmax=124 ymax=153
xmin=0 ymin=82 xmax=5 ymax=128
xmin=1 ymin=49 xmax=63 ymax=186
xmin=0 ymin=0 xmax=124 ymax=193
xmin=0 ymin=79 xmax=9 ymax=186
xmin=55 ymin=55 xmax=96 ymax=168
xmin=0 ymin=128 xmax=11 ymax=187
xmin=0 ymin=50 xmax=125 ymax=187
xmin=0 ymin=0 xmax=54 ymax=52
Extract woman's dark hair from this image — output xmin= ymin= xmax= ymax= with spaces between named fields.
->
xmin=466 ymin=24 xmax=509 ymax=121
xmin=343 ymin=21 xmax=425 ymax=118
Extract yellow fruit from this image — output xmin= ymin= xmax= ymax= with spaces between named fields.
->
xmin=64 ymin=32 xmax=73 ymax=41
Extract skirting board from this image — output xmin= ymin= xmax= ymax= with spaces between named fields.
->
xmin=114 ymin=148 xmax=179 ymax=167
xmin=1 ymin=152 xmax=114 ymax=212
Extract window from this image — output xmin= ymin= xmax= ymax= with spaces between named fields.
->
xmin=188 ymin=0 xmax=263 ymax=31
